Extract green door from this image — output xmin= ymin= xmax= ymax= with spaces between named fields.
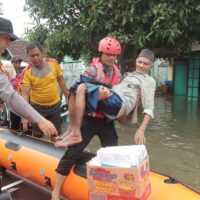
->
xmin=188 ymin=56 xmax=200 ymax=98
xmin=174 ymin=64 xmax=187 ymax=95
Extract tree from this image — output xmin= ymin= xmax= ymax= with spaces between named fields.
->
xmin=24 ymin=24 xmax=49 ymax=44
xmin=24 ymin=0 xmax=200 ymax=62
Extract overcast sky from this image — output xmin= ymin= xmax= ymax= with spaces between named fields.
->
xmin=1 ymin=0 xmax=32 ymax=37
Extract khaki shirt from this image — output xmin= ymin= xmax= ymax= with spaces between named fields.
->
xmin=113 ymin=71 xmax=156 ymax=124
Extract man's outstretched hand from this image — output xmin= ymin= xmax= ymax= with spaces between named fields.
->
xmin=37 ymin=117 xmax=58 ymax=137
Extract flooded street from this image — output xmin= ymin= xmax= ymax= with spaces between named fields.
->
xmin=145 ymin=95 xmax=200 ymax=191
xmin=86 ymin=95 xmax=200 ymax=191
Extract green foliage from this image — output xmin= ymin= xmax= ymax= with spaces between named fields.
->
xmin=24 ymin=0 xmax=200 ymax=62
xmin=24 ymin=24 xmax=49 ymax=44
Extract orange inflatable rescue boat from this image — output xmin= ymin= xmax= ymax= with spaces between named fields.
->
xmin=0 ymin=128 xmax=200 ymax=200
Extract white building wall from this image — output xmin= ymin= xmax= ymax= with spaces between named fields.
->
xmin=61 ymin=61 xmax=86 ymax=89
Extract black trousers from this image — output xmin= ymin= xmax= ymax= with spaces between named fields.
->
xmin=56 ymin=116 xmax=118 ymax=175
xmin=9 ymin=111 xmax=21 ymax=130
xmin=30 ymin=101 xmax=61 ymax=137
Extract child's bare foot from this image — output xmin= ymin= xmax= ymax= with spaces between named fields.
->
xmin=51 ymin=193 xmax=60 ymax=200
xmin=55 ymin=126 xmax=72 ymax=141
xmin=54 ymin=130 xmax=82 ymax=147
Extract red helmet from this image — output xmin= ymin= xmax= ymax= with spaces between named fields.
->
xmin=98 ymin=37 xmax=121 ymax=55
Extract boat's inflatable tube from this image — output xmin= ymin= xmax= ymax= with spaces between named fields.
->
xmin=0 ymin=128 xmax=89 ymax=200
xmin=0 ymin=128 xmax=200 ymax=200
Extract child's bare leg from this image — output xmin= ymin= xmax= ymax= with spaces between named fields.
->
xmin=55 ymin=83 xmax=86 ymax=147
xmin=72 ymin=83 xmax=87 ymax=132
xmin=57 ymin=92 xmax=76 ymax=141
xmin=51 ymin=173 xmax=66 ymax=200
xmin=56 ymin=92 xmax=76 ymax=141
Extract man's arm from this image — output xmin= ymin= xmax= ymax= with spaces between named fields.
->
xmin=83 ymin=65 xmax=96 ymax=78
xmin=21 ymin=84 xmax=30 ymax=103
xmin=134 ymin=114 xmax=151 ymax=144
xmin=57 ymin=75 xmax=68 ymax=104
xmin=135 ymin=77 xmax=156 ymax=144
xmin=20 ymin=85 xmax=31 ymax=131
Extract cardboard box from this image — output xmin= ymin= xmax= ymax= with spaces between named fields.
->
xmin=87 ymin=156 xmax=151 ymax=200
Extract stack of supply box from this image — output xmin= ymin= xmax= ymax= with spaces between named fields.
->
xmin=87 ymin=145 xmax=151 ymax=200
